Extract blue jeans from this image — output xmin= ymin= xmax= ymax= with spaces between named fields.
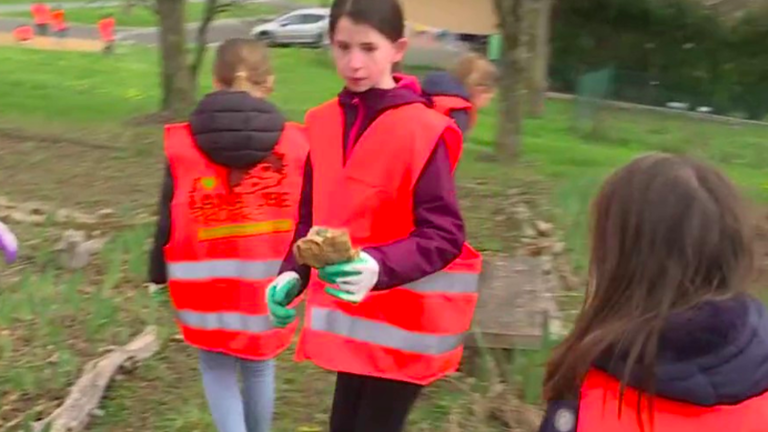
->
xmin=198 ymin=349 xmax=276 ymax=432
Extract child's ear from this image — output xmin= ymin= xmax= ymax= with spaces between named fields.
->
xmin=212 ymin=78 xmax=223 ymax=90
xmin=392 ymin=37 xmax=408 ymax=63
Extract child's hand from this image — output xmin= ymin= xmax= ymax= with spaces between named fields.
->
xmin=144 ymin=283 xmax=169 ymax=303
xmin=0 ymin=221 xmax=18 ymax=265
xmin=319 ymin=251 xmax=379 ymax=303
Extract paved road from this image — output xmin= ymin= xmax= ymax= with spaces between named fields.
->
xmin=118 ymin=18 xmax=264 ymax=45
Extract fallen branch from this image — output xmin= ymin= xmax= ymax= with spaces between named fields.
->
xmin=0 ymin=402 xmax=57 ymax=432
xmin=32 ymin=326 xmax=159 ymax=432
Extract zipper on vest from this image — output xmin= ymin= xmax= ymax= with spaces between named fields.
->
xmin=346 ymin=97 xmax=365 ymax=164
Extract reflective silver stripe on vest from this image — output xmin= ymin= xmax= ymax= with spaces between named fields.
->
xmin=167 ymin=259 xmax=281 ymax=281
xmin=177 ymin=310 xmax=274 ymax=332
xmin=310 ymin=307 xmax=464 ymax=355
xmin=404 ymin=271 xmax=480 ymax=294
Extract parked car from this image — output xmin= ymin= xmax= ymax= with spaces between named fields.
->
xmin=250 ymin=8 xmax=330 ymax=46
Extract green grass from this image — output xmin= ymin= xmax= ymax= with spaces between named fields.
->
xmin=0 ymin=44 xmax=766 ymax=431
xmin=0 ymin=47 xmax=342 ymax=131
xmin=1 ymin=42 xmax=765 ymax=267
xmin=1 ymin=42 xmax=765 ymax=269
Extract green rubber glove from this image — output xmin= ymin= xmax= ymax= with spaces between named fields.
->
xmin=266 ymin=271 xmax=301 ymax=327
xmin=145 ymin=283 xmax=169 ymax=304
xmin=319 ymin=252 xmax=379 ymax=303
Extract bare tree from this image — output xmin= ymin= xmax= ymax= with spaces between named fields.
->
xmin=130 ymin=0 xmax=236 ymax=117
xmin=156 ymin=0 xmax=194 ymax=116
xmin=190 ymin=0 xmax=236 ymax=82
xmin=494 ymin=0 xmax=528 ymax=159
xmin=526 ymin=0 xmax=554 ymax=117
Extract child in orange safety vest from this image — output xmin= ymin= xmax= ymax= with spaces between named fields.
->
xmin=30 ymin=2 xmax=51 ymax=36
xmin=421 ymin=52 xmax=498 ymax=135
xmin=97 ymin=14 xmax=116 ymax=54
xmin=148 ymin=38 xmax=308 ymax=432
xmin=538 ymin=153 xmax=768 ymax=432
xmin=265 ymin=1 xmax=482 ymax=431
xmin=13 ymin=25 xmax=34 ymax=42
xmin=51 ymin=6 xmax=68 ymax=38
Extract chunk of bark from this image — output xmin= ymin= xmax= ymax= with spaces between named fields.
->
xmin=294 ymin=227 xmax=359 ymax=268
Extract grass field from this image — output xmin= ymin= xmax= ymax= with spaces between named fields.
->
xmin=0 ymin=44 xmax=767 ymax=431
xmin=1 ymin=0 xmax=323 ymax=27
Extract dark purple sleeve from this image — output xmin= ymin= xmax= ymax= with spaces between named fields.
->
xmin=365 ymin=135 xmax=466 ymax=290
xmin=448 ymin=108 xmax=471 ymax=136
xmin=147 ymin=163 xmax=173 ymax=284
xmin=279 ymin=156 xmax=313 ymax=289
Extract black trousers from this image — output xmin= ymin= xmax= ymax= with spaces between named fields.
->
xmin=329 ymin=372 xmax=423 ymax=432
xmin=35 ymin=23 xmax=49 ymax=36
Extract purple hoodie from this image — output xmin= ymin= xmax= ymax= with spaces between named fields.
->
xmin=279 ymin=76 xmax=466 ymax=290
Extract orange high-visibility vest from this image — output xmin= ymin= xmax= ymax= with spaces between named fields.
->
xmin=51 ymin=10 xmax=66 ymax=31
xmin=297 ymin=100 xmax=482 ymax=385
xmin=31 ymin=3 xmax=51 ymax=25
xmin=432 ymin=95 xmax=477 ymax=130
xmin=98 ymin=18 xmax=115 ymax=42
xmin=13 ymin=26 xmax=33 ymax=42
xmin=578 ymin=369 xmax=768 ymax=432
xmin=163 ymin=122 xmax=308 ymax=360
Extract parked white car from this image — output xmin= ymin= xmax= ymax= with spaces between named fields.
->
xmin=250 ymin=8 xmax=330 ymax=46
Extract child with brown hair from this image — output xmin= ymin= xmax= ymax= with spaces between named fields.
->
xmin=421 ymin=52 xmax=498 ymax=134
xmin=266 ymin=0 xmax=482 ymax=431
xmin=538 ymin=154 xmax=768 ymax=432
xmin=149 ymin=38 xmax=308 ymax=432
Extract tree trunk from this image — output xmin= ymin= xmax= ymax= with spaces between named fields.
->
xmin=494 ymin=0 xmax=528 ymax=159
xmin=157 ymin=0 xmax=194 ymax=116
xmin=190 ymin=0 xmax=221 ymax=88
xmin=528 ymin=0 xmax=553 ymax=117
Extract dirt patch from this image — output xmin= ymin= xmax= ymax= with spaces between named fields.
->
xmin=0 ymin=135 xmax=162 ymax=214
xmin=0 ymin=33 xmax=104 ymax=52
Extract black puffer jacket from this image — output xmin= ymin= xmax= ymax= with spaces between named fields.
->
xmin=148 ymin=90 xmax=286 ymax=284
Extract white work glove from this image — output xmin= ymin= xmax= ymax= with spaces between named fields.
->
xmin=318 ymin=251 xmax=379 ymax=303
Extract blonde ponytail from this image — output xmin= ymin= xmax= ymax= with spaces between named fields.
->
xmin=213 ymin=38 xmax=273 ymax=96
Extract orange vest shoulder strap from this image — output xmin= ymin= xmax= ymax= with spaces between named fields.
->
xmin=305 ymin=99 xmax=344 ymax=176
xmin=164 ymin=122 xmax=193 ymax=152
xmin=277 ymin=122 xmax=309 ymax=157
xmin=305 ymin=99 xmax=340 ymax=123
xmin=432 ymin=95 xmax=473 ymax=114
xmin=402 ymin=104 xmax=463 ymax=172
xmin=306 ymin=99 xmax=461 ymax=177
xmin=416 ymin=105 xmax=463 ymax=172
xmin=432 ymin=95 xmax=478 ymax=132
xmin=164 ymin=122 xmax=213 ymax=180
